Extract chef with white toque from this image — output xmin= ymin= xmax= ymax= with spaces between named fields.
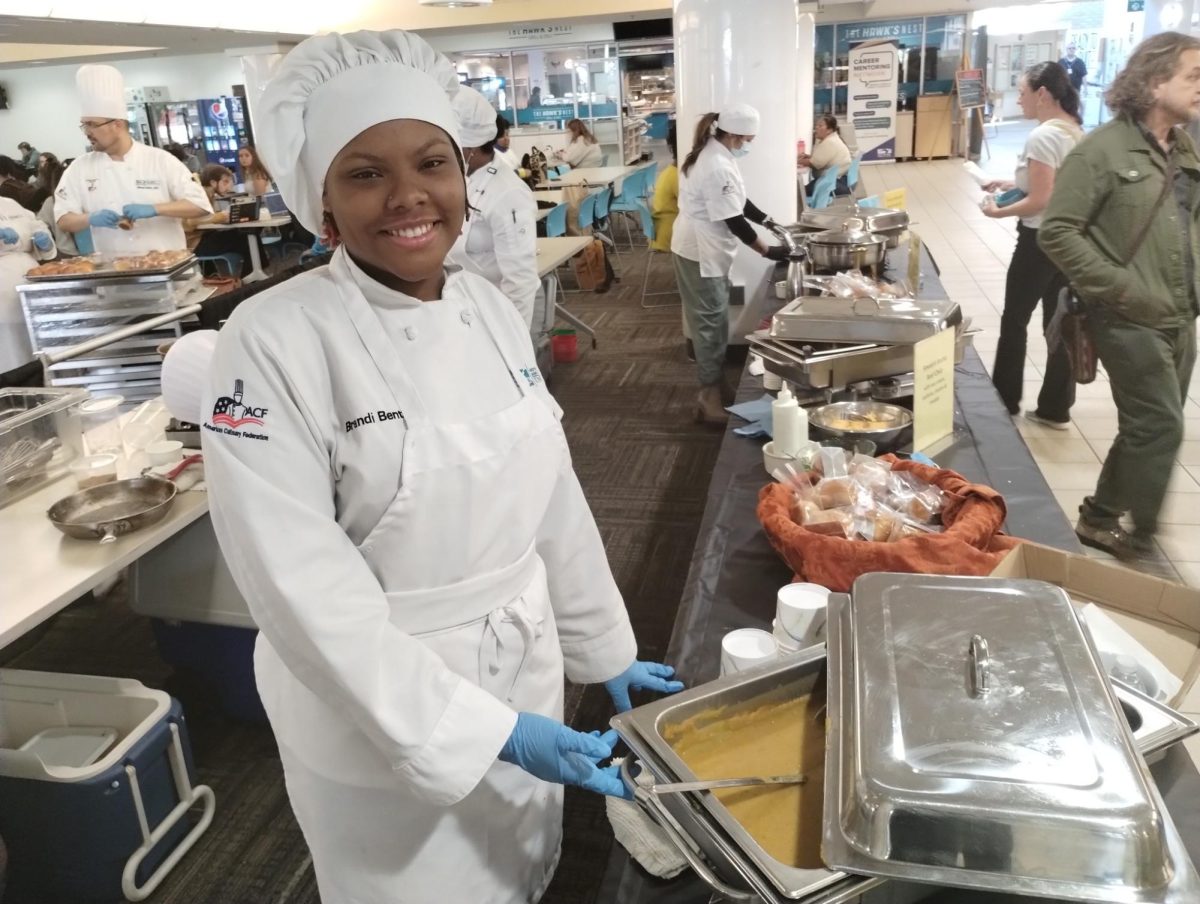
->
xmin=199 ymin=29 xmax=683 ymax=904
xmin=55 ymin=64 xmax=211 ymax=256
xmin=448 ymin=85 xmax=540 ymax=328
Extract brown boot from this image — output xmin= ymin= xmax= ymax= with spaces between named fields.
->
xmin=719 ymin=378 xmax=737 ymax=405
xmin=694 ymin=385 xmax=728 ymax=426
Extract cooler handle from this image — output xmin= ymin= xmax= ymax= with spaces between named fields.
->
xmin=121 ymin=721 xmax=216 ymax=902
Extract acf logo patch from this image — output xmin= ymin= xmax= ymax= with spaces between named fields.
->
xmin=205 ymin=379 xmax=269 ymax=441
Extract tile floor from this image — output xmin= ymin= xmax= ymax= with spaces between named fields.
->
xmin=859 ymin=125 xmax=1200 ymax=726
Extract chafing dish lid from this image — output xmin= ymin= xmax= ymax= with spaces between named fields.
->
xmin=796 ymin=206 xmax=910 ymax=235
xmin=824 ymin=573 xmax=1196 ymax=902
xmin=769 ymin=296 xmax=962 ymax=342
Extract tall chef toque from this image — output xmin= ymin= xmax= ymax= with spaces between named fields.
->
xmin=717 ymin=102 xmax=760 ymax=137
xmin=77 ymin=64 xmax=127 ymax=120
xmin=453 ymin=85 xmax=499 ymax=149
xmin=255 ymin=30 xmax=463 ymax=236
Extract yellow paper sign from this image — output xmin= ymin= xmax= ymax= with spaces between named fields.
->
xmin=912 ymin=327 xmax=956 ymax=451
xmin=882 ymin=187 xmax=908 ymax=210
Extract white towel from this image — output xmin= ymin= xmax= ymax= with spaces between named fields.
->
xmin=605 ymin=758 xmax=689 ymax=879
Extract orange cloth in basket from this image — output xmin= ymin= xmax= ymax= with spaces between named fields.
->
xmin=757 ymin=455 xmax=1022 ymax=592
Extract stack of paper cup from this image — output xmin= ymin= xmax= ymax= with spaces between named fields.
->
xmin=776 ymin=583 xmax=832 ymax=650
xmin=720 ymin=628 xmax=778 ymax=676
xmin=161 ymin=330 xmax=219 ymax=425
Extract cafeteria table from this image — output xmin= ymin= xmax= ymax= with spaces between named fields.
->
xmin=536 ymin=235 xmax=596 ymax=344
xmin=196 ymin=214 xmax=292 ymax=283
xmin=535 ymin=162 xmax=652 ymax=192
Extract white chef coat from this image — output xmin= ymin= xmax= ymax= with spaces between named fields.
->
xmin=54 ymin=142 xmax=212 ymax=256
xmin=0 ymin=198 xmax=55 ymax=373
xmin=448 ymin=162 xmax=540 ymax=328
xmin=672 ymin=140 xmax=747 ymax=278
xmin=201 ymin=248 xmax=636 ymax=903
xmin=495 ymin=146 xmax=520 ymax=170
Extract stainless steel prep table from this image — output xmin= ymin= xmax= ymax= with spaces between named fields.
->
xmin=591 ymin=243 xmax=1200 ymax=904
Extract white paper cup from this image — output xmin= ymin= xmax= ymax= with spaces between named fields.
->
xmin=772 ymin=619 xmax=803 ymax=654
xmin=147 ymin=440 xmax=184 ymax=466
xmin=777 ymin=583 xmax=831 ymax=648
xmin=720 ymin=628 xmax=779 ymax=676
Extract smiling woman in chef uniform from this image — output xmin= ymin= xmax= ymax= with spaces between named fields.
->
xmin=200 ymin=30 xmax=683 ymax=904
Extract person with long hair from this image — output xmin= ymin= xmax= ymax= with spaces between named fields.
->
xmin=200 ymin=29 xmax=681 ymax=904
xmin=1040 ymin=31 xmax=1200 ymax=559
xmin=672 ymin=104 xmax=789 ymax=424
xmin=237 ymin=144 xmax=273 ymax=195
xmin=981 ymin=61 xmax=1083 ymax=429
xmin=556 ymin=118 xmax=603 ymax=168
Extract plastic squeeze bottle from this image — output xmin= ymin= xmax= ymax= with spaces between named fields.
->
xmin=772 ymin=384 xmax=807 ymax=458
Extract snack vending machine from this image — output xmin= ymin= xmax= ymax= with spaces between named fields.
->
xmin=198 ymin=96 xmax=253 ymax=176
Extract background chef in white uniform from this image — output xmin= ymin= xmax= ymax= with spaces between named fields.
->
xmin=0 ymin=197 xmax=55 ymax=383
xmin=55 ymin=64 xmax=211 ymax=257
xmin=200 ymin=30 xmax=682 ymax=904
xmin=448 ymin=86 xmax=540 ymax=328
xmin=671 ymin=104 xmax=788 ymax=424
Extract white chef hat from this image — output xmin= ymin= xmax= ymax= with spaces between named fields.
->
xmin=161 ymin=330 xmax=219 ymax=425
xmin=256 ymin=30 xmax=462 ymax=235
xmin=453 ymin=85 xmax=499 ymax=149
xmin=77 ymin=64 xmax=127 ymax=120
xmin=717 ymin=103 xmax=760 ymax=137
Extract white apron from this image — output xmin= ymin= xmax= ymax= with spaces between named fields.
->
xmin=264 ymin=262 xmax=569 ymax=904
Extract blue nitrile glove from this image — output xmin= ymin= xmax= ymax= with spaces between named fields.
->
xmin=89 ymin=209 xmax=122 ymax=228
xmin=910 ymin=451 xmax=937 ymax=467
xmin=499 ymin=712 xmax=630 ymax=799
xmin=0 ymin=228 xmax=17 ymax=245
xmin=32 ymin=232 xmax=53 ymax=252
xmin=604 ymin=660 xmax=686 ymax=713
xmin=122 ymin=203 xmax=157 ymax=221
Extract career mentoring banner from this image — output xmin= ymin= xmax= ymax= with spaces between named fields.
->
xmin=848 ymin=40 xmax=899 ymax=164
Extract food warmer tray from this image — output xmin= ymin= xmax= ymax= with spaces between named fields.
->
xmin=614 ymin=606 xmax=1198 ymax=903
xmin=18 ymin=255 xmax=198 ymax=286
xmin=824 ymin=573 xmax=1200 ymax=904
xmin=770 ymin=296 xmax=962 ymax=346
xmin=747 ymin=330 xmax=972 ymax=392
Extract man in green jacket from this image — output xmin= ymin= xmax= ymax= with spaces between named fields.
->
xmin=1039 ymin=31 xmax=1200 ymax=560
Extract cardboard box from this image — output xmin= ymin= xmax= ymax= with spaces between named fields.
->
xmin=991 ymin=542 xmax=1200 ymax=709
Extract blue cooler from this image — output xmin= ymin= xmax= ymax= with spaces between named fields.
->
xmin=0 ymin=670 xmax=215 ymax=903
xmin=150 ymin=619 xmax=266 ymax=722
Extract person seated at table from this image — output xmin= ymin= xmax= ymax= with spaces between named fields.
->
xmin=16 ymin=142 xmax=38 ymax=177
xmin=185 ymin=165 xmax=252 ymax=277
xmin=650 ymin=122 xmax=679 ymax=252
xmin=238 ymin=145 xmax=273 ymax=196
xmin=798 ymin=115 xmax=852 ymax=199
xmin=556 ymin=119 xmax=604 ymax=169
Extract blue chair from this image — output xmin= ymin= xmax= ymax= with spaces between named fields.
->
xmin=808 ymin=167 xmax=839 ymax=209
xmin=593 ymin=186 xmax=620 ymax=265
xmin=196 ymin=253 xmax=242 ymax=278
xmin=575 ymin=193 xmax=598 ymax=233
xmin=846 ymin=155 xmax=861 ymax=192
xmin=609 ymin=168 xmax=655 ymax=247
xmin=636 ymin=204 xmax=678 ymax=309
xmin=545 ymin=203 xmax=567 ymax=237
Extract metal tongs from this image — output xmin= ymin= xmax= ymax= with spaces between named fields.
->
xmin=648 ymin=773 xmax=808 ymax=795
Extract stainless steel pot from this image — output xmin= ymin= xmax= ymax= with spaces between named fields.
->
xmin=808 ymin=400 xmax=914 ymax=451
xmin=793 ymin=205 xmax=910 ymax=249
xmin=805 ymin=220 xmax=887 ymax=272
xmin=47 ymin=475 xmax=177 ymax=543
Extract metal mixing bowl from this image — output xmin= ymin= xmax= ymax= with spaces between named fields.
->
xmin=809 ymin=401 xmax=913 ymax=450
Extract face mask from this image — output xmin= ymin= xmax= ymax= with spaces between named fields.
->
xmin=731 ymin=145 xmax=751 ymax=158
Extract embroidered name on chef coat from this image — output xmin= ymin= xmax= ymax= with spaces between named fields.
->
xmin=345 ymin=408 xmax=405 ymax=433
xmin=135 ymin=178 xmax=163 ymax=190
xmin=517 ymin=366 xmax=543 ymax=387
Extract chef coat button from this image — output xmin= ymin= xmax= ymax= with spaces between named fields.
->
xmin=405 ymin=326 xmax=417 ymax=341
xmin=363 ymin=544 xmax=374 ymax=553
xmin=1129 ymin=170 xmax=1138 ymax=177
xmin=461 ymin=310 xmax=474 ymax=325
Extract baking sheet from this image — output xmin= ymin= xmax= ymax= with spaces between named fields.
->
xmin=22 ymin=253 xmax=196 ymax=283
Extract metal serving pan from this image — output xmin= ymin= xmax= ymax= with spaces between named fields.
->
xmin=20 ymin=254 xmax=196 ymax=286
xmin=770 ymin=295 xmax=962 ymax=346
xmin=824 ymin=574 xmax=1200 ymax=904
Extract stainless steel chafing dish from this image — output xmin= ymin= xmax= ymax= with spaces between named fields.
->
xmin=770 ymin=295 xmax=962 ymax=346
xmin=613 ymin=574 xmax=1200 ymax=904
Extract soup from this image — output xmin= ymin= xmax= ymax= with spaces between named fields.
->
xmin=662 ymin=672 xmax=827 ymax=868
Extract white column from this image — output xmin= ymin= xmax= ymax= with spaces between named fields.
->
xmin=797 ymin=12 xmax=816 ymax=170
xmin=674 ymin=0 xmax=802 ymax=225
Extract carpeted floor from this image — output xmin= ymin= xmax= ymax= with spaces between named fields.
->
xmin=1 ymin=240 xmax=740 ymax=904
